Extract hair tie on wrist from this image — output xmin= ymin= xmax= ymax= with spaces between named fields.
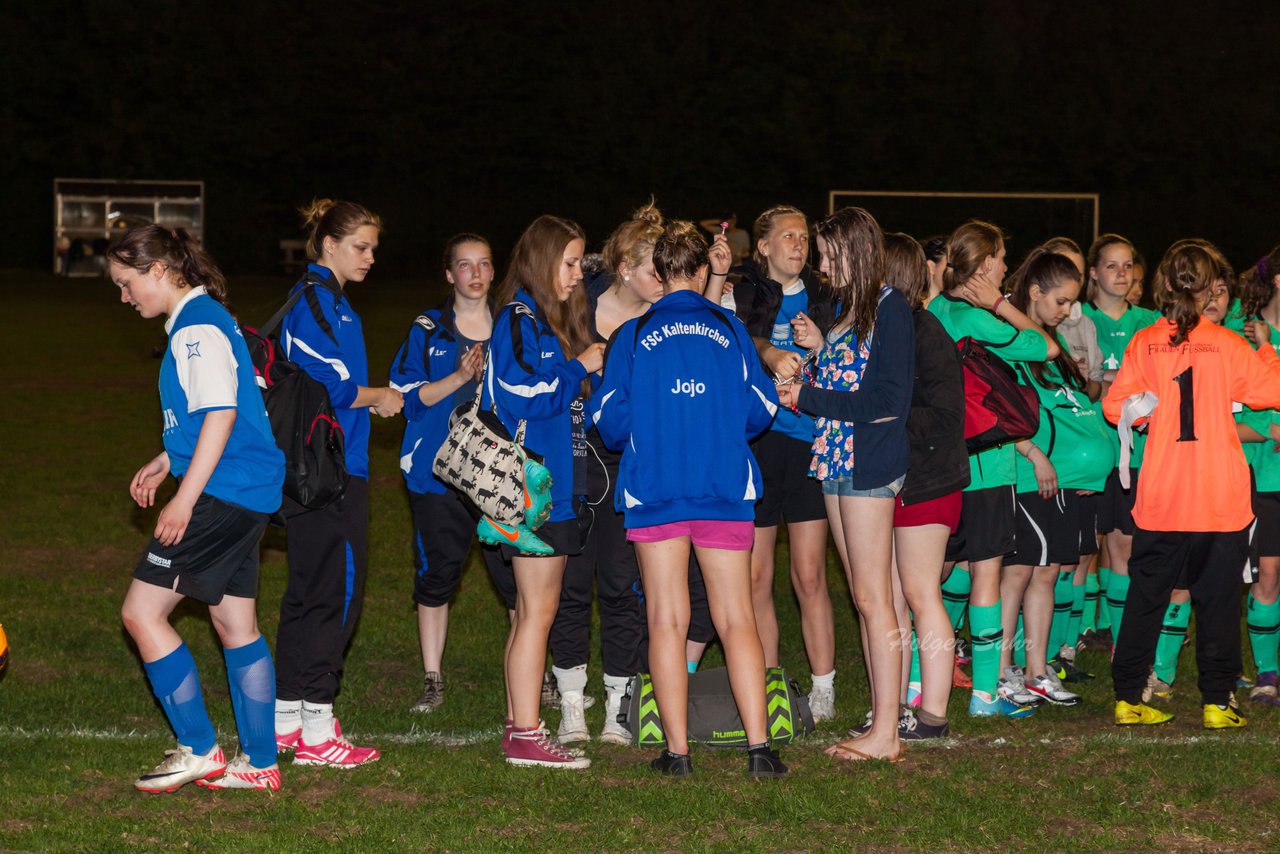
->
xmin=992 ymin=294 xmax=1007 ymax=313
xmin=710 ymin=270 xmax=728 ymax=277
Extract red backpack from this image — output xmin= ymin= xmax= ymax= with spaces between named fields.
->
xmin=956 ymin=336 xmax=1040 ymax=454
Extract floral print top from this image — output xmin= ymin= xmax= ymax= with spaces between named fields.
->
xmin=809 ymin=323 xmax=872 ymax=481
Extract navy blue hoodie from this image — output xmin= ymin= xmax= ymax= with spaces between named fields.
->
xmin=595 ymin=289 xmax=779 ymax=527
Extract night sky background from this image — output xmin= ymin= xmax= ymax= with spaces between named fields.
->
xmin=3 ymin=2 xmax=1276 ymax=277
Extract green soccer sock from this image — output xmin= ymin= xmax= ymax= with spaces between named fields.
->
xmin=1153 ymin=600 xmax=1191 ymax=685
xmin=969 ymin=602 xmax=1003 ymax=698
xmin=909 ymin=627 xmax=922 ymax=686
xmin=1247 ymin=593 xmax=1280 ymax=675
xmin=1083 ymin=574 xmax=1100 ymax=633
xmin=1013 ymin=613 xmax=1026 ymax=669
xmin=942 ymin=566 xmax=971 ymax=632
xmin=1106 ymin=573 xmax=1131 ymax=643
xmin=1096 ymin=567 xmax=1113 ymax=631
xmin=1066 ymin=582 xmax=1086 ymax=652
xmin=1048 ymin=570 xmax=1075 ymax=657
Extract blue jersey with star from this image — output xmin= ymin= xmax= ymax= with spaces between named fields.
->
xmin=159 ymin=288 xmax=284 ymax=513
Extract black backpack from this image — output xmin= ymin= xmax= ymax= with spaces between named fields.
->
xmin=243 ymin=273 xmax=349 ymax=510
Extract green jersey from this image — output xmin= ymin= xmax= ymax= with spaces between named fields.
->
xmin=1224 ymin=301 xmax=1280 ymax=492
xmin=929 ymin=294 xmax=1050 ymax=490
xmin=1082 ymin=300 xmax=1161 ymax=469
xmin=1014 ymin=337 xmax=1118 ymax=493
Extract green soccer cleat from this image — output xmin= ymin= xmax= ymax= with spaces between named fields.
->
xmin=523 ymin=458 xmax=554 ymax=530
xmin=477 ymin=516 xmax=554 ymax=556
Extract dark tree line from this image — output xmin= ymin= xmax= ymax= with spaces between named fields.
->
xmin=3 ymin=2 xmax=1276 ymax=277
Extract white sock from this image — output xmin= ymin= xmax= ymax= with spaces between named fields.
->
xmin=603 ymin=673 xmax=630 ymax=710
xmin=275 ymin=698 xmax=302 ymax=734
xmin=301 ymin=701 xmax=336 ymax=744
xmin=811 ymin=670 xmax=835 ymax=691
xmin=552 ymin=663 xmax=588 ymax=695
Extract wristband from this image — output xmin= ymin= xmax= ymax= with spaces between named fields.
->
xmin=709 ymin=270 xmax=728 ymax=278
xmin=992 ymin=294 xmax=1006 ymax=314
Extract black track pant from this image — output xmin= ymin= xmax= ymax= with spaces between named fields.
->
xmin=275 ymin=477 xmax=368 ymax=703
xmin=1112 ymin=526 xmax=1248 ymax=706
xmin=410 ymin=489 xmax=514 ymax=610
xmin=551 ymin=477 xmax=645 ymax=677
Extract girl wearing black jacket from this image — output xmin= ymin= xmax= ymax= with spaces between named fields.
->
xmin=882 ymin=233 xmax=968 ymax=740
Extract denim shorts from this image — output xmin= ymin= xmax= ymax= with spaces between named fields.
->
xmin=820 ymin=474 xmax=906 ymax=498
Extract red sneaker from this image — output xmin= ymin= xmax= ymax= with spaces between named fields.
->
xmin=505 ymin=724 xmax=590 ymax=769
xmin=952 ymin=658 xmax=973 ymax=689
xmin=275 ymin=728 xmax=301 ymax=753
xmin=293 ymin=719 xmax=380 ymax=768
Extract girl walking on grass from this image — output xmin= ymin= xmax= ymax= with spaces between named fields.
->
xmin=113 ymin=225 xmax=286 ymax=792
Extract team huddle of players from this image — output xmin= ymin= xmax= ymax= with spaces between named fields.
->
xmin=110 ymin=199 xmax=1280 ymax=789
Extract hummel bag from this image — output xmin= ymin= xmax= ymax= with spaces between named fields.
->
xmin=619 ymin=666 xmax=814 ymax=749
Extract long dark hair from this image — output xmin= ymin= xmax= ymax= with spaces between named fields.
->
xmin=494 ymin=215 xmax=592 ymax=396
xmin=107 ymin=224 xmax=228 ymax=306
xmin=1007 ymin=248 xmax=1086 ymax=392
xmin=815 ymin=206 xmax=884 ymax=341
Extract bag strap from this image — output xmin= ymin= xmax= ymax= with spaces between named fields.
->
xmin=258 ymin=270 xmax=337 ymax=340
xmin=474 ymin=341 xmax=529 ymax=451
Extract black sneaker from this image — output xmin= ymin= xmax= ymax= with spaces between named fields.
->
xmin=898 ymin=710 xmax=949 ymax=741
xmin=650 ymin=749 xmax=692 ymax=777
xmin=1051 ymin=656 xmax=1095 ymax=683
xmin=747 ymin=746 xmax=788 ymax=778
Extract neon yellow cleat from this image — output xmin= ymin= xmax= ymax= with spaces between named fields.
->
xmin=1202 ymin=703 xmax=1247 ymax=730
xmin=1114 ymin=701 xmax=1174 ymax=726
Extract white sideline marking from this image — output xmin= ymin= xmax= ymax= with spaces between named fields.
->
xmin=0 ymin=725 xmax=499 ymax=747
xmin=2 ymin=725 xmax=1274 ymax=750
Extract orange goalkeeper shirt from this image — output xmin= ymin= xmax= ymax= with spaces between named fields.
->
xmin=1103 ymin=318 xmax=1280 ymax=532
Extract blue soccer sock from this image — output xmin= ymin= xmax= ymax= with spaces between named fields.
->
xmin=223 ymin=635 xmax=278 ymax=768
xmin=143 ymin=643 xmax=217 ymax=754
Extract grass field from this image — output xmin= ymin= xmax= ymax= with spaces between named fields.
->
xmin=1 ymin=269 xmax=1278 ymax=853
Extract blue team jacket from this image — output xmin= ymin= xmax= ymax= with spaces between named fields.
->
xmin=483 ymin=289 xmax=589 ymax=523
xmin=389 ymin=294 xmax=478 ymax=495
xmin=594 ymin=289 xmax=779 ymax=527
xmin=281 ymin=264 xmax=371 ymax=478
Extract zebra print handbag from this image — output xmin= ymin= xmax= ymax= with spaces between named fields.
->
xmin=432 ymin=375 xmax=530 ymax=526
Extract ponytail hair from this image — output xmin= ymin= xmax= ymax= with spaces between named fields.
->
xmin=603 ymin=200 xmax=665 ymax=281
xmin=1240 ymin=243 xmax=1280 ymax=319
xmin=652 ymin=219 xmax=709 ymax=285
xmin=300 ymin=198 xmax=382 ymax=260
xmin=1007 ymin=248 xmax=1086 ymax=391
xmin=943 ymin=220 xmax=1004 ymax=291
xmin=815 ymin=206 xmax=884 ymax=341
xmin=1153 ymin=239 xmax=1234 ymax=346
xmin=442 ymin=232 xmax=491 ymax=273
xmin=107 ymin=224 xmax=228 ymax=306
